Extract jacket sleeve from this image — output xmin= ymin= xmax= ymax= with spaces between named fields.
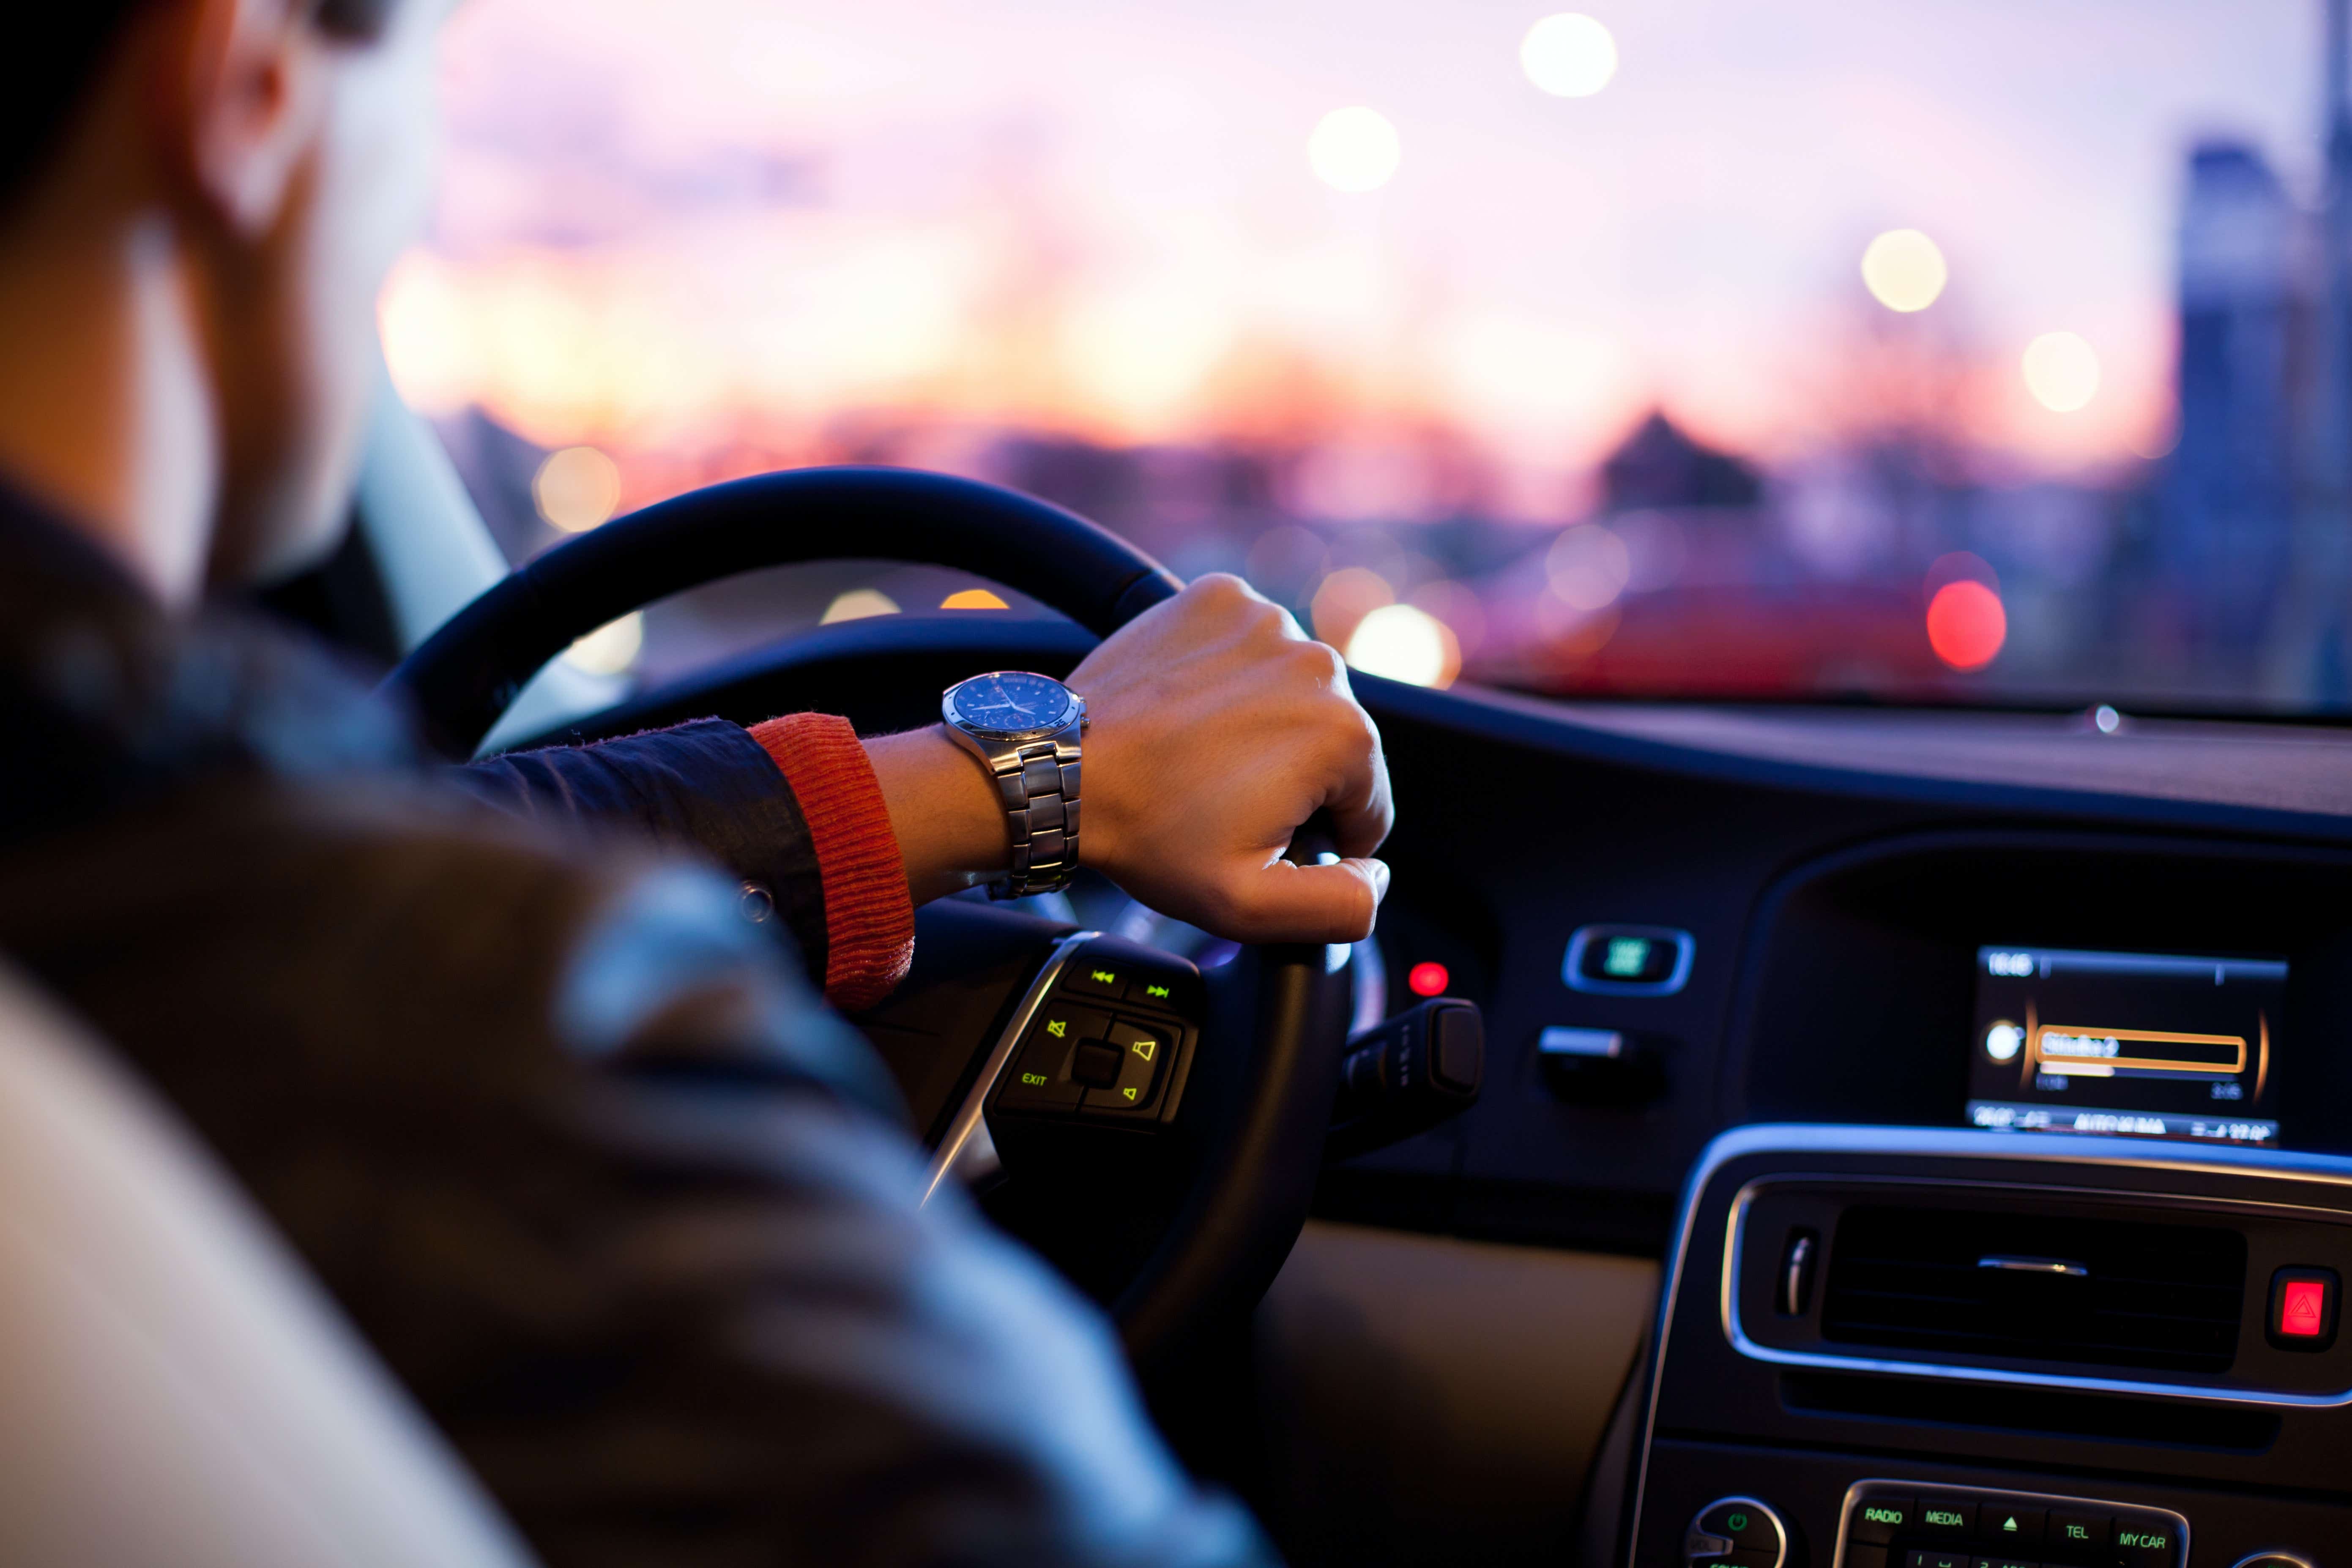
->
xmin=449 ymin=716 xmax=917 ymax=1011
xmin=0 ymin=789 xmax=1279 ymax=1568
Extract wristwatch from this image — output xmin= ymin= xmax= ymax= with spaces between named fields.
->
xmin=940 ymin=670 xmax=1087 ymax=900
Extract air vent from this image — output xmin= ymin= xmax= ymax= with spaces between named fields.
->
xmin=1819 ymin=1205 xmax=2245 ymax=1374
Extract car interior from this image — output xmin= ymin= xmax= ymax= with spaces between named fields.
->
xmin=14 ymin=4 xmax=2352 ymax=1568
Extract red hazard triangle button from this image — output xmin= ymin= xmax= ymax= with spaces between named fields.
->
xmin=2270 ymin=1268 xmax=2338 ymax=1350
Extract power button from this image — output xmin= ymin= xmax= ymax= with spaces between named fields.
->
xmin=1688 ymin=1497 xmax=1789 ymax=1568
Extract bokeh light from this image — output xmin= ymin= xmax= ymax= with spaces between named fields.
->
xmin=1409 ymin=579 xmax=1488 ymax=659
xmin=564 ymin=611 xmax=644 ymax=675
xmin=941 ymin=588 xmax=1011 ymax=609
xmin=1310 ymin=565 xmax=1397 ymax=649
xmin=2023 ymin=331 xmax=2101 ymax=412
xmin=1519 ymin=14 xmax=1618 ymax=98
xmin=1345 ymin=603 xmax=1462 ymax=687
xmin=1546 ymin=523 xmax=1632 ymax=611
xmin=1926 ymin=580 xmax=2007 ymax=669
xmin=533 ymin=446 xmax=622 ymax=532
xmin=1407 ymin=961 xmax=1451 ymax=997
xmin=1860 ymin=229 xmax=1949 ymax=313
xmin=1308 ymin=107 xmax=1402 ymax=192
xmin=820 ymin=589 xmax=900 ymax=623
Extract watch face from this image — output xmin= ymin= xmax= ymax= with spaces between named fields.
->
xmin=947 ymin=671 xmax=1076 ymax=736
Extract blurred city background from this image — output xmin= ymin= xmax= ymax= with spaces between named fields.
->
xmin=381 ymin=0 xmax=2352 ymax=713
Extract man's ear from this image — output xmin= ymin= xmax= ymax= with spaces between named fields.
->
xmin=158 ymin=0 xmax=335 ymax=238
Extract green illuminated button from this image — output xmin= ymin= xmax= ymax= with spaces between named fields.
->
xmin=1697 ymin=1502 xmax=1779 ymax=1553
xmin=2113 ymin=1519 xmax=2177 ymax=1568
xmin=1905 ymin=1551 xmax=1969 ymax=1568
xmin=1986 ymin=1508 xmax=2045 ymax=1548
xmin=995 ymin=1003 xmax=1111 ymax=1112
xmin=2046 ymin=1511 xmax=2109 ymax=1557
xmin=1849 ymin=1497 xmax=1916 ymax=1546
xmin=1082 ymin=1019 xmax=1169 ymax=1117
xmin=1603 ymin=937 xmax=1653 ymax=976
xmin=1917 ymin=1499 xmax=1977 ymax=1537
xmin=1062 ymin=956 xmax=1126 ymax=1000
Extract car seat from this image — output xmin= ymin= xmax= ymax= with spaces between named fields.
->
xmin=0 ymin=960 xmax=537 ymax=1566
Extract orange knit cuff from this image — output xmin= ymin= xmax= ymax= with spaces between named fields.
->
xmin=746 ymin=713 xmax=915 ymax=1013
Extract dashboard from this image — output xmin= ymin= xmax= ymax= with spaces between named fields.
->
xmin=1329 ymin=680 xmax=2352 ymax=1254
xmin=1339 ymin=680 xmax=2352 ymax=1568
xmin=557 ymin=613 xmax=2352 ymax=1568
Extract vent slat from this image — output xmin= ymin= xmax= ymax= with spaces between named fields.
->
xmin=1819 ymin=1205 xmax=2245 ymax=1375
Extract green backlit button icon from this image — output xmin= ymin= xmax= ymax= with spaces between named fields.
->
xmin=1726 ymin=1514 xmax=1749 ymax=1534
xmin=2002 ymin=1519 xmax=2019 ymax=1534
xmin=1019 ymin=1072 xmax=1047 ymax=1087
xmin=1091 ymin=968 xmax=1119 ymax=986
xmin=1603 ymin=937 xmax=1650 ymax=976
xmin=1145 ymin=983 xmax=1172 ymax=1000
xmin=1130 ymin=1035 xmax=1157 ymax=1061
xmin=1046 ymin=1018 xmax=1067 ymax=1038
xmin=1121 ymin=1086 xmax=1138 ymax=1101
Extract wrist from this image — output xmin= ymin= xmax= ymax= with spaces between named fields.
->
xmin=864 ymin=724 xmax=1013 ymax=903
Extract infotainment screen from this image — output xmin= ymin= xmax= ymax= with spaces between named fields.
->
xmin=1964 ymin=945 xmax=2285 ymax=1147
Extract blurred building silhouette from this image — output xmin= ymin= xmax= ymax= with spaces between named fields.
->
xmin=2191 ymin=0 xmax=2352 ymax=701
xmin=2165 ymin=141 xmax=2297 ymax=661
xmin=1600 ymin=412 xmax=1763 ymax=511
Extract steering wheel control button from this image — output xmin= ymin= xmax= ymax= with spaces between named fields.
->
xmin=997 ymin=1003 xmax=1113 ymax=1112
xmin=1851 ymin=1497 xmax=1916 ymax=1545
xmin=996 ymin=1038 xmax=1081 ymax=1110
xmin=1071 ymin=1040 xmax=1122 ymax=1090
xmin=2269 ymin=1266 xmax=2340 ymax=1350
xmin=1083 ymin=1019 xmax=1169 ymax=1114
xmin=1564 ymin=924 xmax=1694 ymax=995
xmin=1985 ymin=1508 xmax=2045 ymax=1549
xmin=1917 ymin=1500 xmax=1978 ymax=1538
xmin=2046 ymin=1512 xmax=2110 ymax=1554
xmin=1128 ymin=973 xmax=1181 ymax=1007
xmin=1687 ymin=1499 xmax=1786 ymax=1568
xmin=1063 ymin=958 xmax=1127 ymax=1001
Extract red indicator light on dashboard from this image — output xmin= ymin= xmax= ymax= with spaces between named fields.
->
xmin=2269 ymin=1268 xmax=2338 ymax=1350
xmin=1408 ymin=962 xmax=1450 ymax=997
xmin=2281 ymin=1281 xmax=2327 ymax=1336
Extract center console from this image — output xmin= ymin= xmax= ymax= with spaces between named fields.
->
xmin=1619 ymin=1126 xmax=2352 ymax=1568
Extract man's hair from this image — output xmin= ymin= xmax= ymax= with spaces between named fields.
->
xmin=1 ymin=0 xmax=400 ymax=214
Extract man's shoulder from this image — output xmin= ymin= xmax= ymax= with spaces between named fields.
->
xmin=0 ymin=774 xmax=888 ymax=1108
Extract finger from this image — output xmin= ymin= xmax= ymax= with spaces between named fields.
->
xmin=1321 ymin=718 xmax=1395 ymax=860
xmin=1220 ymin=856 xmax=1390 ymax=945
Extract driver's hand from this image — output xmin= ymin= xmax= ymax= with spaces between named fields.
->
xmin=1069 ymin=574 xmax=1392 ymax=944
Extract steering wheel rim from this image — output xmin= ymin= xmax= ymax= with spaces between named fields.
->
xmin=381 ymin=465 xmax=1350 ymax=1371
xmin=384 ymin=465 xmax=1184 ymax=759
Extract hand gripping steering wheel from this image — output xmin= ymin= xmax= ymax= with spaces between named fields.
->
xmin=383 ymin=466 xmax=1355 ymax=1370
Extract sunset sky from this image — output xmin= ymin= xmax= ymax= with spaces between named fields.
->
xmin=381 ymin=0 xmax=2323 ymax=511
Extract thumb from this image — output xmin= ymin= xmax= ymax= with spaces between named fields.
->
xmin=1224 ymin=856 xmax=1390 ymax=945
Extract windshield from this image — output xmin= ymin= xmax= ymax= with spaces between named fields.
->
xmin=388 ymin=1 xmax=2334 ymax=714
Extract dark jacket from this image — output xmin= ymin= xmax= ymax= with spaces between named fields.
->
xmin=0 ymin=493 xmax=1273 ymax=1568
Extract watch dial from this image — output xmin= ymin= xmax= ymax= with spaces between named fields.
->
xmin=951 ymin=671 xmax=1072 ymax=733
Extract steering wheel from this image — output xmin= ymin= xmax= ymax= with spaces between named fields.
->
xmin=383 ymin=466 xmax=1355 ymax=1370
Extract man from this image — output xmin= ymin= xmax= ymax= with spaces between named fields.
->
xmin=0 ymin=1 xmax=1393 ymax=1563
